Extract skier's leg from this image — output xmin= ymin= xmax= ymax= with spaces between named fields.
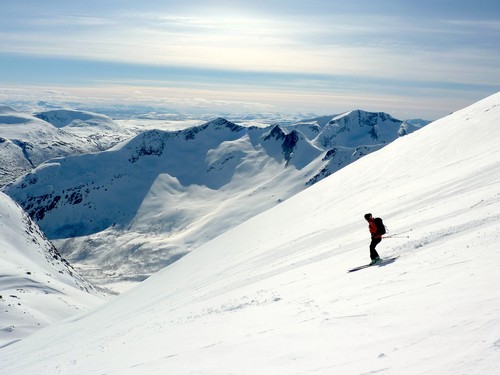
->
xmin=370 ymin=237 xmax=381 ymax=260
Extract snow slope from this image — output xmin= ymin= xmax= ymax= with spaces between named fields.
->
xmin=0 ymin=192 xmax=103 ymax=348
xmin=0 ymin=107 xmax=132 ymax=186
xmin=1 ymin=93 xmax=499 ymax=374
xmin=35 ymin=109 xmax=116 ymax=128
xmin=35 ymin=109 xmax=134 ymax=148
xmin=5 ymin=113 xmax=415 ymax=292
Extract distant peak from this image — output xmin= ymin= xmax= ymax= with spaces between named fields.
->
xmin=204 ymin=117 xmax=243 ymax=131
xmin=35 ymin=109 xmax=112 ymax=128
xmin=208 ymin=117 xmax=232 ymax=125
xmin=182 ymin=118 xmax=244 ymax=140
xmin=263 ymin=124 xmax=286 ymax=141
xmin=330 ymin=109 xmax=401 ymax=126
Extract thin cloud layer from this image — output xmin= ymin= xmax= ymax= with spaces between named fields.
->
xmin=1 ymin=1 xmax=499 ymax=119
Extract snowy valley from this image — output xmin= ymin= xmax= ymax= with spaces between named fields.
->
xmin=0 ymin=92 xmax=499 ymax=374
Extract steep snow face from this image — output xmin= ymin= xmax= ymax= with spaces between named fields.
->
xmin=4 ymin=111 xmax=421 ymax=292
xmin=0 ymin=107 xmax=133 ymax=186
xmin=0 ymin=93 xmax=499 ymax=374
xmin=0 ymin=192 xmax=103 ymax=348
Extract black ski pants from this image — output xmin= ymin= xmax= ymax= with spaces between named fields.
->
xmin=370 ymin=236 xmax=382 ymax=260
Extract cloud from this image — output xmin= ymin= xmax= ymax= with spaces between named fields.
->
xmin=2 ymin=2 xmax=499 ymax=84
xmin=1 ymin=1 xmax=499 ymax=119
xmin=32 ymin=14 xmax=114 ymax=27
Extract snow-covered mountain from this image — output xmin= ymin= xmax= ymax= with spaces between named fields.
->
xmin=35 ymin=109 xmax=115 ymax=128
xmin=290 ymin=111 xmax=428 ymax=144
xmin=287 ymin=111 xmax=418 ymax=185
xmin=4 ymin=112 xmax=417 ymax=292
xmin=0 ymin=191 xmax=103 ymax=348
xmin=310 ymin=110 xmax=404 ymax=148
xmin=1 ymin=93 xmax=498 ymax=374
xmin=0 ymin=107 xmax=133 ymax=186
xmin=35 ymin=109 xmax=134 ymax=148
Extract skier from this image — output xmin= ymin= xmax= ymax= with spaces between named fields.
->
xmin=364 ymin=213 xmax=382 ymax=265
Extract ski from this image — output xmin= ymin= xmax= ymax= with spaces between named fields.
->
xmin=347 ymin=256 xmax=398 ymax=273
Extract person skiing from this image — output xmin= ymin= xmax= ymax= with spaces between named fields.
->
xmin=364 ymin=213 xmax=382 ymax=265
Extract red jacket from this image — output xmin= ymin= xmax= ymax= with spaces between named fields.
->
xmin=368 ymin=219 xmax=382 ymax=239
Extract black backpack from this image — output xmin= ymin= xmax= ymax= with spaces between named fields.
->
xmin=374 ymin=217 xmax=386 ymax=235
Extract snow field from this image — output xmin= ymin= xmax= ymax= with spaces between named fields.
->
xmin=1 ymin=93 xmax=500 ymax=373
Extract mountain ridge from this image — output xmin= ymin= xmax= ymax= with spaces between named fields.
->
xmin=4 ymin=109 xmax=422 ymax=292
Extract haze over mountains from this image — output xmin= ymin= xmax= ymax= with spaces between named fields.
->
xmin=3 ymin=108 xmax=422 ymax=292
xmin=1 ymin=92 xmax=499 ymax=374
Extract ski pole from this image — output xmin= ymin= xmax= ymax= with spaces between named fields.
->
xmin=382 ymin=234 xmax=409 ymax=239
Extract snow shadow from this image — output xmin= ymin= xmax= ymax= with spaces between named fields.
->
xmin=375 ymin=257 xmax=398 ymax=267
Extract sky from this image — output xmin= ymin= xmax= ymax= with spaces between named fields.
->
xmin=1 ymin=0 xmax=499 ymax=120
